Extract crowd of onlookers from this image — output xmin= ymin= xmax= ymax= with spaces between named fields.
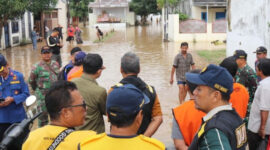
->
xmin=0 ymin=39 xmax=270 ymax=149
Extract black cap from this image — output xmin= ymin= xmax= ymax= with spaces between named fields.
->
xmin=70 ymin=47 xmax=82 ymax=55
xmin=234 ymin=50 xmax=247 ymax=59
xmin=0 ymin=54 xmax=7 ymax=72
xmin=254 ymin=46 xmax=267 ymax=54
xmin=41 ymin=46 xmax=51 ymax=54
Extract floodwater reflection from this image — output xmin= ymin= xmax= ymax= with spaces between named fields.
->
xmin=1 ymin=22 xmax=225 ymax=149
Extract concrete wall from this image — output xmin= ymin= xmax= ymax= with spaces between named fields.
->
xmin=89 ymin=13 xmax=97 ymax=28
xmin=191 ymin=6 xmax=226 ymax=23
xmin=227 ymin=0 xmax=270 ymax=69
xmin=168 ymin=14 xmax=226 ymax=42
xmin=127 ymin=12 xmax=135 ymax=26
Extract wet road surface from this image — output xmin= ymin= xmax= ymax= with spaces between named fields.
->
xmin=1 ymin=22 xmax=225 ymax=149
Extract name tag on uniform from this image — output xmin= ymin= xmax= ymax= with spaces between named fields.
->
xmin=10 ymin=81 xmax=20 ymax=84
xmin=235 ymin=124 xmax=247 ymax=148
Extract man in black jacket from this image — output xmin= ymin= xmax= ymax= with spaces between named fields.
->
xmin=47 ymin=28 xmax=63 ymax=67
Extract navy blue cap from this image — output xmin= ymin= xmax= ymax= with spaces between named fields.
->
xmin=74 ymin=51 xmax=86 ymax=65
xmin=106 ymin=84 xmax=150 ymax=118
xmin=186 ymin=64 xmax=233 ymax=96
xmin=41 ymin=46 xmax=51 ymax=54
xmin=234 ymin=50 xmax=247 ymax=59
xmin=0 ymin=54 xmax=7 ymax=72
xmin=254 ymin=46 xmax=267 ymax=54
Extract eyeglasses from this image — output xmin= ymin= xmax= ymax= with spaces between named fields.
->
xmin=65 ymin=101 xmax=86 ymax=109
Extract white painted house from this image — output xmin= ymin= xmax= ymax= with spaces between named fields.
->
xmin=227 ymin=0 xmax=270 ymax=69
xmin=89 ymin=0 xmax=135 ymax=29
xmin=0 ymin=12 xmax=34 ymax=50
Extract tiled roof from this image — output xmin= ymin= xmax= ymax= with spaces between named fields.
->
xmin=89 ymin=0 xmax=129 ymax=8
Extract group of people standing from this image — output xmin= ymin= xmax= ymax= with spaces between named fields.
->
xmin=170 ymin=42 xmax=270 ymax=149
xmin=22 ymin=47 xmax=165 ymax=149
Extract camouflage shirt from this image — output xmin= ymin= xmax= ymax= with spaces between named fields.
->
xmin=235 ymin=64 xmax=257 ymax=123
xmin=29 ymin=60 xmax=59 ymax=100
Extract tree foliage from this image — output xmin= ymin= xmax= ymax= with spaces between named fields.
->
xmin=130 ymin=0 xmax=160 ymax=24
xmin=0 ymin=0 xmax=57 ymax=41
xmin=69 ymin=0 xmax=94 ymax=26
xmin=69 ymin=0 xmax=93 ymax=18
xmin=157 ymin=0 xmax=182 ymax=9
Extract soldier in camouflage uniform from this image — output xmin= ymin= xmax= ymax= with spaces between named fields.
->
xmin=29 ymin=46 xmax=60 ymax=127
xmin=234 ymin=50 xmax=257 ymax=124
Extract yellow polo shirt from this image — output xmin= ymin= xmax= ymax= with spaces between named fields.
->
xmin=79 ymin=133 xmax=165 ymax=150
xmin=22 ymin=125 xmax=95 ymax=150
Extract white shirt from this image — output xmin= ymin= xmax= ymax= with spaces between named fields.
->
xmin=248 ymin=76 xmax=270 ymax=134
xmin=203 ymin=105 xmax=233 ymax=122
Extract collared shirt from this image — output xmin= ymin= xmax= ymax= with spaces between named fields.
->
xmin=198 ymin=105 xmax=234 ymax=150
xmin=72 ymin=73 xmax=107 ymax=133
xmin=248 ymin=76 xmax=270 ymax=134
xmin=78 ymin=133 xmax=165 ymax=150
xmin=203 ymin=105 xmax=233 ymax=122
xmin=173 ymin=53 xmax=194 ymax=81
xmin=0 ymin=69 xmax=30 ymax=123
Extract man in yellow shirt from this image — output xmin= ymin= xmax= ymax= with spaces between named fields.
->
xmin=79 ymin=84 xmax=165 ymax=150
xmin=22 ymin=81 xmax=95 ymax=150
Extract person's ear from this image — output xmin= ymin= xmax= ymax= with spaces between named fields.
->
xmin=135 ymin=110 xmax=143 ymax=127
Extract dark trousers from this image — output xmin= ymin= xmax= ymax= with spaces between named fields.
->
xmin=247 ymin=130 xmax=269 ymax=150
xmin=0 ymin=123 xmax=12 ymax=141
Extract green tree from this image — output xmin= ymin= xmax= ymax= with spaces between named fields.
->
xmin=130 ymin=0 xmax=160 ymax=25
xmin=69 ymin=0 xmax=94 ymax=27
xmin=0 ymin=0 xmax=57 ymax=43
xmin=157 ymin=0 xmax=182 ymax=11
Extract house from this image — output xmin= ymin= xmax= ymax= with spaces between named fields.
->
xmin=0 ymin=11 xmax=34 ymax=50
xmin=0 ymin=0 xmax=67 ymax=50
xmin=88 ymin=0 xmax=135 ymax=29
xmin=226 ymin=0 xmax=270 ymax=69
xmin=38 ymin=0 xmax=67 ymax=39
xmin=164 ymin=0 xmax=227 ymax=42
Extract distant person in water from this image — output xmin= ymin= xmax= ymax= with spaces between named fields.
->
xmin=96 ymin=26 xmax=103 ymax=41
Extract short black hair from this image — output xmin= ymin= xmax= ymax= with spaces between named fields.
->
xmin=187 ymin=69 xmax=201 ymax=94
xmin=83 ymin=53 xmax=103 ymax=74
xmin=108 ymin=108 xmax=140 ymax=128
xmin=209 ymin=87 xmax=230 ymax=102
xmin=257 ymin=58 xmax=270 ymax=76
xmin=181 ymin=42 xmax=188 ymax=47
xmin=220 ymin=56 xmax=238 ymax=78
xmin=70 ymin=47 xmax=82 ymax=55
xmin=45 ymin=81 xmax=77 ymax=120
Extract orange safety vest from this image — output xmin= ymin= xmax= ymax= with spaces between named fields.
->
xmin=229 ymin=83 xmax=249 ymax=119
xmin=172 ymin=100 xmax=205 ymax=146
xmin=68 ymin=66 xmax=83 ymax=81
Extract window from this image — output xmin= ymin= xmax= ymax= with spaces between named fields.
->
xmin=201 ymin=12 xmax=207 ymax=22
xmin=216 ymin=12 xmax=226 ymax=20
xmin=52 ymin=12 xmax=58 ymax=18
xmin=12 ymin=21 xmax=19 ymax=33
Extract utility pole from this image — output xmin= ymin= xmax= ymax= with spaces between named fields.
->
xmin=163 ymin=0 xmax=169 ymax=42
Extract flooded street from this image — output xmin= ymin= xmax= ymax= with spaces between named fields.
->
xmin=1 ymin=22 xmax=225 ymax=149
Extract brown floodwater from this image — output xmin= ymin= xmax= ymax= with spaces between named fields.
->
xmin=1 ymin=22 xmax=225 ymax=149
